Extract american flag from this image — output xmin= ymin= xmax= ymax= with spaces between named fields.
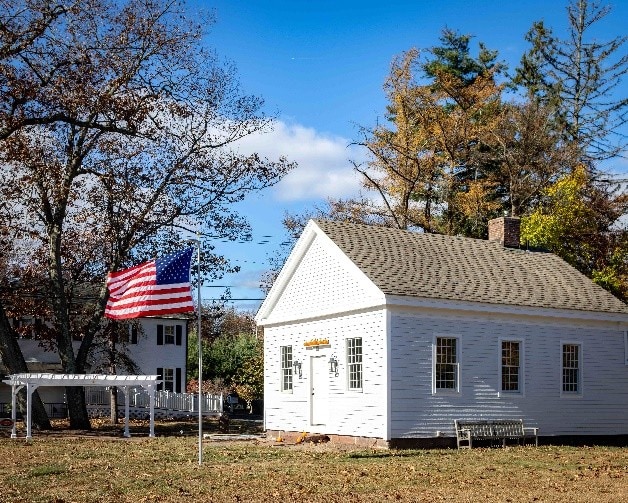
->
xmin=104 ymin=248 xmax=195 ymax=320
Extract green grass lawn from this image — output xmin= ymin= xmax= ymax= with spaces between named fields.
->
xmin=1 ymin=422 xmax=627 ymax=502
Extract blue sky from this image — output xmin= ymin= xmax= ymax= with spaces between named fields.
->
xmin=192 ymin=1 xmax=628 ymax=312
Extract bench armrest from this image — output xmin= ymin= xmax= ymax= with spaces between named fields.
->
xmin=523 ymin=427 xmax=539 ymax=446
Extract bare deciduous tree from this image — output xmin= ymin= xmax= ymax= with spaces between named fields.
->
xmin=0 ymin=0 xmax=294 ymax=428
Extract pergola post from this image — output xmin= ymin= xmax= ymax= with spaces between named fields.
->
xmin=148 ymin=384 xmax=155 ymax=438
xmin=123 ymin=386 xmax=130 ymax=438
xmin=26 ymin=381 xmax=38 ymax=441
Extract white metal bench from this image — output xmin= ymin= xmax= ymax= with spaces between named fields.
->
xmin=454 ymin=419 xmax=539 ymax=449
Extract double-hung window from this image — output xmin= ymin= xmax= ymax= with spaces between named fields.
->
xmin=434 ymin=336 xmax=459 ymax=392
xmin=346 ymin=337 xmax=363 ymax=390
xmin=157 ymin=324 xmax=182 ymax=345
xmin=280 ymin=345 xmax=293 ymax=392
xmin=157 ymin=367 xmax=180 ymax=392
xmin=163 ymin=368 xmax=174 ymax=392
xmin=500 ymin=340 xmax=522 ymax=394
xmin=164 ymin=325 xmax=175 ymax=344
xmin=562 ymin=343 xmax=582 ymax=395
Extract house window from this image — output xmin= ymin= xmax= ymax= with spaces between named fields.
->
xmin=164 ymin=325 xmax=175 ymax=344
xmin=157 ymin=367 xmax=182 ymax=393
xmin=501 ymin=340 xmax=521 ymax=393
xmin=346 ymin=337 xmax=363 ymax=390
xmin=12 ymin=317 xmax=44 ymax=339
xmin=435 ymin=336 xmax=459 ymax=392
xmin=562 ymin=343 xmax=581 ymax=395
xmin=163 ymin=368 xmax=174 ymax=392
xmin=118 ymin=324 xmax=138 ymax=344
xmin=280 ymin=345 xmax=293 ymax=392
xmin=157 ymin=324 xmax=182 ymax=345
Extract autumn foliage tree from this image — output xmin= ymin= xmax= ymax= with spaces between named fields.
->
xmin=352 ymin=30 xmax=507 ymax=237
xmin=521 ymin=166 xmax=627 ymax=301
xmin=186 ymin=305 xmax=263 ymax=410
xmin=0 ymin=0 xmax=294 ymax=428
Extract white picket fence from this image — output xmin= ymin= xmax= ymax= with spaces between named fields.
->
xmin=85 ymin=387 xmax=223 ymax=418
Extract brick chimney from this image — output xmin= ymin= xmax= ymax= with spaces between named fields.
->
xmin=488 ymin=217 xmax=521 ymax=248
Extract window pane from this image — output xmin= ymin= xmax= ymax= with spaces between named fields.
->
xmin=164 ymin=368 xmax=174 ymax=392
xmin=347 ymin=338 xmax=363 ymax=390
xmin=280 ymin=346 xmax=293 ymax=392
xmin=562 ymin=344 xmax=580 ymax=393
xmin=164 ymin=325 xmax=175 ymax=344
xmin=436 ymin=337 xmax=458 ymax=390
xmin=501 ymin=341 xmax=520 ymax=392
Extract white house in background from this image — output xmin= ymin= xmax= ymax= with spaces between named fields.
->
xmin=0 ymin=316 xmax=189 ymax=411
xmin=255 ymin=218 xmax=628 ymax=448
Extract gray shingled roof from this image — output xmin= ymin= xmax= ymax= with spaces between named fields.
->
xmin=314 ymin=220 xmax=628 ymax=315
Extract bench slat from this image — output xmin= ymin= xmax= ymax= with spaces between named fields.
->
xmin=454 ymin=419 xmax=538 ymax=449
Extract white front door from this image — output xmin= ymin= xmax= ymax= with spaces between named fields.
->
xmin=310 ymin=355 xmax=329 ymax=426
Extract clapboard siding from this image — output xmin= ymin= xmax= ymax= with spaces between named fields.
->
xmin=389 ymin=309 xmax=628 ymax=438
xmin=264 ymin=309 xmax=387 ymax=438
xmin=266 ymin=235 xmax=382 ymax=323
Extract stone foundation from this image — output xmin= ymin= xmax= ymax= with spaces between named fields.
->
xmin=266 ymin=432 xmax=628 ymax=449
xmin=265 ymin=430 xmax=455 ymax=449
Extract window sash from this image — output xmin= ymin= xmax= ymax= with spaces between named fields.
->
xmin=435 ymin=337 xmax=458 ymax=391
xmin=562 ymin=344 xmax=580 ymax=393
xmin=280 ymin=346 xmax=293 ymax=392
xmin=164 ymin=325 xmax=175 ymax=345
xmin=347 ymin=338 xmax=363 ymax=390
xmin=501 ymin=341 xmax=520 ymax=392
xmin=163 ymin=368 xmax=174 ymax=392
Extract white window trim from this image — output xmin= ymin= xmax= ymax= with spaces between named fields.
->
xmin=432 ymin=334 xmax=461 ymax=395
xmin=346 ymin=337 xmax=363 ymax=392
xmin=560 ymin=340 xmax=583 ymax=398
xmin=498 ymin=338 xmax=525 ymax=398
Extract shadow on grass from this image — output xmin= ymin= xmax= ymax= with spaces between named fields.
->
xmin=14 ymin=417 xmax=265 ymax=438
xmin=346 ymin=450 xmax=427 ymax=459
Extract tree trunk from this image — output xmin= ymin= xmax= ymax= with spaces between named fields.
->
xmin=0 ymin=300 xmax=52 ymax=430
xmin=48 ymin=223 xmax=91 ymax=430
xmin=110 ymin=386 xmax=119 ymax=424
xmin=65 ymin=386 xmax=89 ymax=429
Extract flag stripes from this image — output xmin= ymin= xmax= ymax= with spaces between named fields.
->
xmin=105 ymin=248 xmax=195 ymax=320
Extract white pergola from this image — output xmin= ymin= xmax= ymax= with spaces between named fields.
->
xmin=3 ymin=373 xmax=159 ymax=440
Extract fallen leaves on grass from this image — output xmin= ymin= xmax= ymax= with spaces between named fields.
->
xmin=0 ymin=438 xmax=626 ymax=502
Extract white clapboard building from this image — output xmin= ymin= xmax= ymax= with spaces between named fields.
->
xmin=256 ymin=218 xmax=628 ymax=447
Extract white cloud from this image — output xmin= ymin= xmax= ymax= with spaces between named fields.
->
xmin=232 ymin=120 xmax=367 ymax=202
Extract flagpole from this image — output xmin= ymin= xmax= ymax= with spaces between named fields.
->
xmin=190 ymin=238 xmax=203 ymax=465
xmin=198 ymin=240 xmax=204 ymax=465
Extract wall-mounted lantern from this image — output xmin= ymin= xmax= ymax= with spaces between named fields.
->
xmin=328 ymin=355 xmax=339 ymax=377
xmin=293 ymin=360 xmax=302 ymax=379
